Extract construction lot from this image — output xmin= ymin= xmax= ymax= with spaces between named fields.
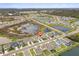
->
xmin=0 ymin=11 xmax=79 ymax=56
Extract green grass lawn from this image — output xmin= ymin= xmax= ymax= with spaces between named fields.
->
xmin=29 ymin=48 xmax=36 ymax=56
xmin=55 ymin=44 xmax=67 ymax=52
xmin=42 ymin=49 xmax=51 ymax=56
xmin=39 ymin=25 xmax=46 ymax=32
xmin=16 ymin=51 xmax=24 ymax=56
xmin=0 ymin=32 xmax=6 ymax=37
xmin=10 ymin=37 xmax=18 ymax=42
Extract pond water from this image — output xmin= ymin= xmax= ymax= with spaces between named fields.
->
xmin=53 ymin=26 xmax=70 ymax=32
xmin=61 ymin=47 xmax=79 ymax=56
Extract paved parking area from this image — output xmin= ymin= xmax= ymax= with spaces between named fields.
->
xmin=0 ymin=37 xmax=11 ymax=44
xmin=23 ymin=49 xmax=30 ymax=56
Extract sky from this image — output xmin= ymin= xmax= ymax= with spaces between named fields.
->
xmin=0 ymin=3 xmax=79 ymax=8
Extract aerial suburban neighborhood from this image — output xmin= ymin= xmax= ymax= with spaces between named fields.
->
xmin=0 ymin=9 xmax=79 ymax=56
